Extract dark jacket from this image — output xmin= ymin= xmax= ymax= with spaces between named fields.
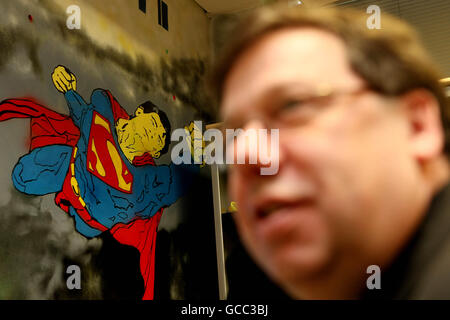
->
xmin=364 ymin=183 xmax=450 ymax=299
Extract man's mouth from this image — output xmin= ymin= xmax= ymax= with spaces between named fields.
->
xmin=257 ymin=203 xmax=287 ymax=219
xmin=252 ymin=197 xmax=317 ymax=241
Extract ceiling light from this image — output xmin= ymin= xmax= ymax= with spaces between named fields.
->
xmin=288 ymin=0 xmax=303 ymax=7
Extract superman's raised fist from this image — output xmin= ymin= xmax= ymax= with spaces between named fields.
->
xmin=51 ymin=65 xmax=77 ymax=93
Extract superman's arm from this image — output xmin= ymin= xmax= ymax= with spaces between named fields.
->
xmin=64 ymin=90 xmax=89 ymax=126
xmin=155 ymin=123 xmax=203 ymax=209
xmin=164 ymin=163 xmax=200 ymax=205
xmin=141 ymin=163 xmax=199 ymax=217
xmin=52 ymin=65 xmax=90 ymax=127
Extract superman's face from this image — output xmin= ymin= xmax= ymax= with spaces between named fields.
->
xmin=116 ymin=107 xmax=167 ymax=161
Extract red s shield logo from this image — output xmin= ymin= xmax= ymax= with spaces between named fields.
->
xmin=86 ymin=112 xmax=133 ymax=193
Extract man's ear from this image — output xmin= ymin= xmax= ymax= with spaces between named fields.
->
xmin=153 ymin=151 xmax=161 ymax=159
xmin=400 ymin=89 xmax=444 ymax=161
xmin=135 ymin=106 xmax=144 ymax=117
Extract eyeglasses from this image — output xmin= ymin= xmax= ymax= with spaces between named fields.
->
xmin=222 ymin=84 xmax=370 ymax=132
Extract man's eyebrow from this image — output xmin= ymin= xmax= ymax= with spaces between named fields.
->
xmin=264 ymin=81 xmax=315 ymax=97
xmin=222 ymin=81 xmax=314 ymax=124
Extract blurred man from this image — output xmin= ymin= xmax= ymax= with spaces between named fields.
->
xmin=212 ymin=6 xmax=450 ymax=299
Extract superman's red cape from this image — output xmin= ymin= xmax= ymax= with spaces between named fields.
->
xmin=0 ymin=93 xmax=161 ymax=300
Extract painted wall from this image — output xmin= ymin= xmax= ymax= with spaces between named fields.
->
xmin=0 ymin=0 xmax=217 ymax=299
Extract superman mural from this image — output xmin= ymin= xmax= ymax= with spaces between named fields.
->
xmin=0 ymin=65 xmax=201 ymax=300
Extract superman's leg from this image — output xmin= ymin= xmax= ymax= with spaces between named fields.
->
xmin=12 ymin=145 xmax=72 ymax=195
xmin=68 ymin=207 xmax=103 ymax=238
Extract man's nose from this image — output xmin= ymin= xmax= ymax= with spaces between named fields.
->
xmin=230 ymin=119 xmax=283 ymax=176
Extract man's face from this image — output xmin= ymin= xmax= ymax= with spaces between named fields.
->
xmin=221 ymin=28 xmax=423 ymax=296
xmin=116 ymin=108 xmax=167 ymax=159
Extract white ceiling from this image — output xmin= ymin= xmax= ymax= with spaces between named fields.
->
xmin=194 ymin=0 xmax=338 ymax=15
xmin=194 ymin=0 xmax=263 ymax=15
